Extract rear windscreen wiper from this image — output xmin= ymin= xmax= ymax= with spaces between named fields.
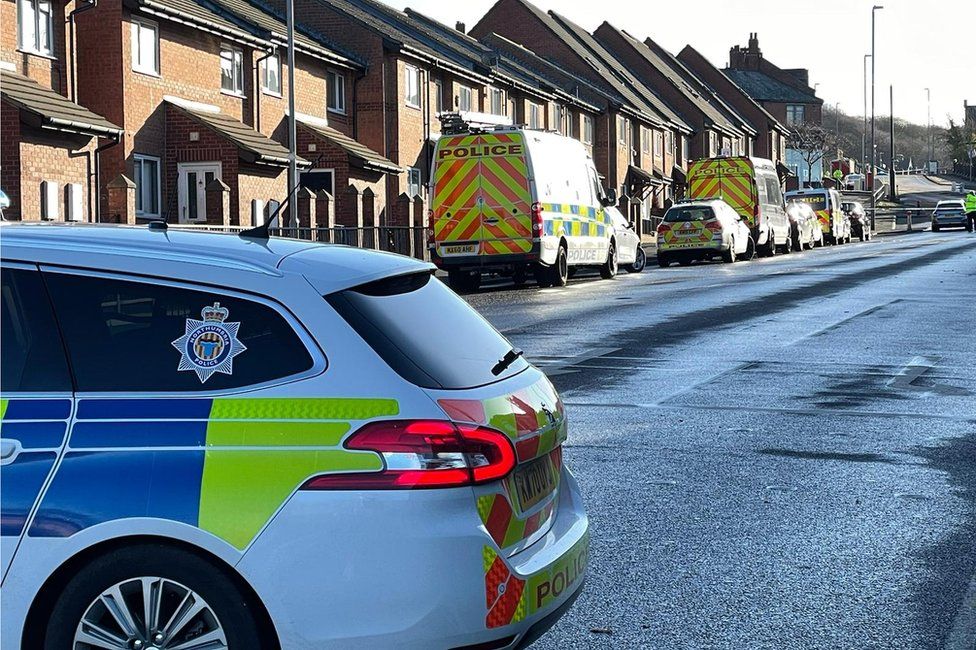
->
xmin=491 ymin=348 xmax=524 ymax=376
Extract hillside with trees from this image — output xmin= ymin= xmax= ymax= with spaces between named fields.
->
xmin=820 ymin=104 xmax=951 ymax=171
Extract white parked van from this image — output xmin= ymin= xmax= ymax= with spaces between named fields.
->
xmin=430 ymin=127 xmax=618 ymax=291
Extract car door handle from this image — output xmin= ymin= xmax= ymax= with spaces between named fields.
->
xmin=0 ymin=439 xmax=21 ymax=466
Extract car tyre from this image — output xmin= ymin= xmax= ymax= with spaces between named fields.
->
xmin=448 ymin=270 xmax=480 ymax=293
xmin=627 ymin=246 xmax=646 ymax=273
xmin=600 ymin=240 xmax=618 ymax=279
xmin=512 ymin=268 xmax=527 ymax=287
xmin=760 ymin=231 xmax=776 ymax=257
xmin=549 ymin=244 xmax=569 ymax=287
xmin=44 ymin=543 xmax=264 ymax=650
xmin=534 ymin=263 xmax=553 ymax=288
xmin=722 ymin=239 xmax=737 ymax=264
xmin=931 ymin=224 xmax=940 ymax=232
xmin=657 ymin=253 xmax=670 ymax=268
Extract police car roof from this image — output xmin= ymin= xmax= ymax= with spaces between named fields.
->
xmin=1 ymin=223 xmax=434 ymax=293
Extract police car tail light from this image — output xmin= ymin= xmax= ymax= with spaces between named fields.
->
xmin=302 ymin=420 xmax=516 ymax=490
xmin=531 ymin=202 xmax=543 ymax=235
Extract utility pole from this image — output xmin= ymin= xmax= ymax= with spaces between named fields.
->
xmin=870 ymin=5 xmax=883 ymax=230
xmin=924 ymin=87 xmax=931 ymax=165
xmin=835 ymin=102 xmax=841 ymax=158
xmin=889 ymin=85 xmax=897 ymax=205
xmin=862 ymin=54 xmax=870 ymax=168
xmin=286 ymin=0 xmax=298 ymax=230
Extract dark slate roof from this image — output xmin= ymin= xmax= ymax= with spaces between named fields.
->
xmin=297 ymin=119 xmax=400 ymax=173
xmin=167 ymin=100 xmax=309 ymax=167
xmin=723 ymin=69 xmax=820 ymax=104
xmin=677 ymin=45 xmax=788 ymax=135
xmin=134 ymin=0 xmax=265 ymax=45
xmin=545 ymin=8 xmax=689 ymax=130
xmin=604 ymin=25 xmax=739 ymax=136
xmin=1 ymin=70 xmax=122 ymax=137
xmin=316 ymin=0 xmax=489 ymax=81
xmin=208 ymin=0 xmax=364 ymax=68
xmin=403 ymin=9 xmax=601 ymax=112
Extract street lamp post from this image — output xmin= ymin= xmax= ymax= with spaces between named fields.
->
xmin=863 ymin=54 xmax=870 ymax=168
xmin=835 ymin=102 xmax=841 ymax=158
xmin=286 ymin=0 xmax=297 ymax=229
xmin=870 ymin=5 xmax=883 ymax=230
xmin=925 ymin=87 xmax=931 ymax=166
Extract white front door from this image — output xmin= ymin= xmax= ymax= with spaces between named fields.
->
xmin=177 ymin=162 xmax=221 ymax=223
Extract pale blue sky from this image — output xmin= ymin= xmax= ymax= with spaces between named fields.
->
xmin=387 ymin=0 xmax=973 ymax=128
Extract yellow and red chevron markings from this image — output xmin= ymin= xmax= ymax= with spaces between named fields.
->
xmin=432 ymin=133 xmax=533 ymax=256
xmin=484 ymin=546 xmax=527 ymax=628
xmin=688 ymin=158 xmax=757 ymax=225
xmin=659 ymin=219 xmax=721 ymax=248
xmin=815 ymin=209 xmax=831 ymax=232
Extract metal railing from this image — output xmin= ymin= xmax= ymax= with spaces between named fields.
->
xmin=172 ymin=224 xmax=430 ymax=261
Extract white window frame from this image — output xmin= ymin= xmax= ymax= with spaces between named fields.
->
xmin=261 ymin=53 xmax=281 ymax=96
xmin=654 ymin=130 xmax=663 ymax=157
xmin=326 ymin=70 xmax=345 ymax=114
xmin=133 ymin=154 xmax=161 ymax=219
xmin=528 ymin=102 xmax=542 ymax=129
xmin=786 ymin=104 xmax=805 ymax=126
xmin=406 ymin=167 xmax=422 ymax=197
xmin=434 ymin=79 xmax=444 ymax=114
xmin=641 ymin=126 xmax=650 ymax=154
xmin=18 ymin=0 xmax=53 ymax=56
xmin=617 ymin=116 xmax=628 ymax=148
xmin=489 ymin=87 xmax=505 ymax=116
xmin=582 ymin=114 xmax=593 ymax=145
xmin=130 ymin=18 xmax=159 ymax=76
xmin=404 ymin=64 xmax=421 ymax=109
xmin=220 ymin=44 xmax=245 ymax=97
xmin=458 ymin=85 xmax=474 ymax=112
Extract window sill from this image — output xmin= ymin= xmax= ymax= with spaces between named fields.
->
xmin=327 ymin=107 xmax=347 ymax=116
xmin=261 ymin=88 xmax=282 ymax=98
xmin=221 ymin=89 xmax=247 ymax=99
xmin=405 ymin=102 xmax=422 ymax=111
xmin=17 ymin=47 xmax=56 ymax=61
xmin=132 ymin=68 xmax=161 ymax=78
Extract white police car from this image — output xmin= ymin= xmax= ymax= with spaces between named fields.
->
xmin=0 ymin=223 xmax=588 ymax=650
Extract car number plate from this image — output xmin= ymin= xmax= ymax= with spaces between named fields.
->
xmin=513 ymin=455 xmax=556 ymax=512
xmin=440 ymin=244 xmax=477 ymax=255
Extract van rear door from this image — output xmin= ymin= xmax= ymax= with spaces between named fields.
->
xmin=431 ymin=133 xmax=533 ymax=259
xmin=688 ymin=159 xmax=758 ymax=228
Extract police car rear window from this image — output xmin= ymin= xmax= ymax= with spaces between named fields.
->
xmin=43 ymin=273 xmax=314 ymax=392
xmin=664 ymin=207 xmax=714 ymax=222
xmin=327 ymin=272 xmax=528 ymax=390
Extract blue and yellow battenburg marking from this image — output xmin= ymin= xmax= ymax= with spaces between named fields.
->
xmin=539 ymin=203 xmax=609 ymax=238
xmin=2 ymin=397 xmax=398 ymax=549
xmin=0 ymin=398 xmax=71 ymax=537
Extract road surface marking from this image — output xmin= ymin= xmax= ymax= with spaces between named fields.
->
xmin=534 ymin=346 xmax=620 ymax=376
xmin=947 ymin=572 xmax=976 ymax=650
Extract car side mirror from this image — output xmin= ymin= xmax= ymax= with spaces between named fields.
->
xmin=603 ymin=188 xmax=617 ymax=207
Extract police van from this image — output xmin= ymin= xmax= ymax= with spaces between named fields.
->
xmin=686 ymin=156 xmax=791 ymax=257
xmin=785 ymin=188 xmax=850 ymax=245
xmin=0 ymin=223 xmax=588 ymax=650
xmin=430 ymin=126 xmax=619 ymax=291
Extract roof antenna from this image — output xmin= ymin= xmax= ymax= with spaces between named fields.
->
xmin=240 ymin=154 xmax=323 ymax=240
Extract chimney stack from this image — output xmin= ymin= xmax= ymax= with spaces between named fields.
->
xmin=455 ymin=21 xmax=466 ymax=34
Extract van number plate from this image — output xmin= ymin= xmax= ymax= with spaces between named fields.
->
xmin=513 ymin=455 xmax=556 ymax=512
xmin=440 ymin=244 xmax=477 ymax=255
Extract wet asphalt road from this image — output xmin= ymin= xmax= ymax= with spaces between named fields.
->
xmin=464 ymin=230 xmax=976 ymax=649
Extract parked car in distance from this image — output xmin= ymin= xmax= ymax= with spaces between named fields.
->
xmin=842 ymin=201 xmax=871 ymax=241
xmin=786 ymin=200 xmax=822 ymax=250
xmin=657 ymin=200 xmax=753 ymax=267
xmin=931 ymin=199 xmax=968 ymax=231
xmin=606 ymin=206 xmax=645 ymax=273
xmin=786 ymin=188 xmax=849 ymax=245
xmin=843 ymin=174 xmax=865 ymax=191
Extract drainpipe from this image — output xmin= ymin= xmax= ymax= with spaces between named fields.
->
xmin=93 ymin=135 xmax=121 ymax=223
xmin=254 ymin=45 xmax=277 ymax=133
xmin=67 ymin=0 xmax=96 ymax=102
xmin=351 ymin=67 xmax=366 ymax=141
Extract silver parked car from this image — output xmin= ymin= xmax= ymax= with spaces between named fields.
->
xmin=786 ymin=200 xmax=823 ymax=250
xmin=931 ymin=200 xmax=968 ymax=231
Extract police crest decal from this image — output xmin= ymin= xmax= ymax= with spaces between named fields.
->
xmin=172 ymin=302 xmax=247 ymax=383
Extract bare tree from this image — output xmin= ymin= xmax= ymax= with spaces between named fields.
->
xmin=788 ymin=121 xmax=834 ymax=182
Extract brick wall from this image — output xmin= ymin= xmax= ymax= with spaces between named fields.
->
xmin=1 ymin=0 xmax=75 ymax=95
xmin=1 ymin=99 xmax=22 ymax=217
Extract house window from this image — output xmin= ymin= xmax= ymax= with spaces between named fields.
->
xmin=220 ymin=45 xmax=245 ymax=95
xmin=708 ymin=131 xmax=718 ymax=157
xmin=528 ymin=102 xmax=542 ymax=129
xmin=18 ymin=0 xmax=53 ymax=56
xmin=786 ymin=104 xmax=805 ymax=125
xmin=617 ymin=116 xmax=628 ymax=147
xmin=489 ymin=88 xmax=505 ymax=116
xmin=130 ymin=19 xmax=159 ymax=75
xmin=261 ymin=54 xmax=281 ymax=95
xmin=641 ymin=127 xmax=650 ymax=154
xmin=134 ymin=154 xmax=161 ymax=218
xmin=434 ymin=79 xmax=444 ymax=113
xmin=407 ymin=167 xmax=422 ymax=197
xmin=405 ymin=64 xmax=421 ymax=108
xmin=327 ymin=70 xmax=345 ymax=113
xmin=682 ymin=136 xmax=690 ymax=164
xmin=654 ymin=131 xmax=663 ymax=157
xmin=582 ymin=115 xmax=593 ymax=144
xmin=553 ymin=104 xmax=569 ymax=135
xmin=458 ymin=85 xmax=474 ymax=112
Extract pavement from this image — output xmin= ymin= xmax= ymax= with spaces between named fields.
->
xmin=462 ymin=232 xmax=976 ymax=649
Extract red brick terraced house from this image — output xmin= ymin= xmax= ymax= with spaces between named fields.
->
xmin=69 ymin=0 xmax=396 ymax=227
xmin=676 ymin=44 xmax=790 ymax=168
xmin=470 ymin=0 xmax=694 ymax=231
xmin=595 ymin=24 xmax=754 ymax=165
xmin=1 ymin=0 xmax=123 ymax=221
